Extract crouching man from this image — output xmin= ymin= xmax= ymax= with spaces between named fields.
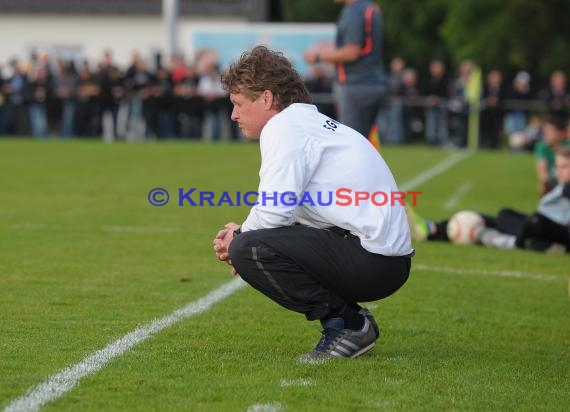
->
xmin=213 ymin=46 xmax=413 ymax=362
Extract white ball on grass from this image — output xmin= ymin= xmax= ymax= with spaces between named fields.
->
xmin=446 ymin=210 xmax=486 ymax=245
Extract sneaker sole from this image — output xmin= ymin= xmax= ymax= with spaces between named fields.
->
xmin=298 ymin=341 xmax=376 ymax=364
xmin=349 ymin=341 xmax=376 ymax=358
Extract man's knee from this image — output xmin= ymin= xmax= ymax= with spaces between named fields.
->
xmin=228 ymin=230 xmax=286 ymax=287
xmin=229 ymin=229 xmax=289 ymax=277
xmin=230 ymin=229 xmax=274 ymax=266
xmin=228 ymin=231 xmax=255 ymax=265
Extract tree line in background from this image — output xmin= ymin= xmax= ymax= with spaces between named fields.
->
xmin=279 ymin=0 xmax=570 ymax=90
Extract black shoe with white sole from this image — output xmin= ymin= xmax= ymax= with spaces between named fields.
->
xmin=299 ymin=315 xmax=380 ymax=363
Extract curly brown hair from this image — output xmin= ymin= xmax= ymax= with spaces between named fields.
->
xmin=221 ymin=45 xmax=312 ymax=111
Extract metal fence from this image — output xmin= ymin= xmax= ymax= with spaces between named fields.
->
xmin=310 ymin=93 xmax=553 ymax=148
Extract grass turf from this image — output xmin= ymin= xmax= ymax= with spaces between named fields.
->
xmin=0 ymin=139 xmax=568 ymax=411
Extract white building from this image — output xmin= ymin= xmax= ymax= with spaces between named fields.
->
xmin=0 ymin=0 xmax=271 ymax=68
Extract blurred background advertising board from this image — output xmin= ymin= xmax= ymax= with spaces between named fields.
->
xmin=185 ymin=22 xmax=335 ymax=75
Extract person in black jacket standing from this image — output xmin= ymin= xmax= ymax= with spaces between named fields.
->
xmin=480 ymin=70 xmax=505 ymax=149
xmin=423 ymin=59 xmax=449 ymax=146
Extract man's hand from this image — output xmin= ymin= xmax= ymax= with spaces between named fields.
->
xmin=213 ymin=222 xmax=241 ymax=275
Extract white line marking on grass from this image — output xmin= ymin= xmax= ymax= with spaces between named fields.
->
xmin=12 ymin=224 xmax=182 ymax=234
xmin=12 ymin=222 xmax=48 ymax=230
xmin=383 ymin=377 xmax=405 ymax=385
xmin=101 ymin=225 xmax=181 ymax=233
xmin=246 ymin=403 xmax=284 ymax=412
xmin=414 ymin=263 xmax=558 ymax=281
xmin=399 ymin=152 xmax=470 ymax=191
xmin=4 ymin=278 xmax=247 ymax=412
xmin=443 ymin=181 xmax=473 ymax=210
xmin=279 ymin=378 xmax=314 ymax=387
xmin=11 ymin=223 xmax=62 ymax=230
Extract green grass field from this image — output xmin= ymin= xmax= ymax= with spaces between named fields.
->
xmin=1 ymin=139 xmax=568 ymax=412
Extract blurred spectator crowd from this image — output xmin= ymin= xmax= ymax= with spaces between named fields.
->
xmin=0 ymin=49 xmax=239 ymax=141
xmin=306 ymin=57 xmax=570 ymax=151
xmin=0 ymin=50 xmax=569 ymax=150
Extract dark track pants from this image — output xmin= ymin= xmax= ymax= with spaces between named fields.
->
xmin=337 ymin=84 xmax=386 ymax=138
xmin=228 ymin=225 xmax=411 ymax=321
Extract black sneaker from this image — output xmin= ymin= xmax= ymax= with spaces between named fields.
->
xmin=298 ymin=316 xmax=380 ymax=363
xmin=359 ymin=308 xmax=380 ymax=338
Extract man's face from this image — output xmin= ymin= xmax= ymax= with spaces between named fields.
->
xmin=229 ymin=91 xmax=273 ymax=140
xmin=555 ymin=155 xmax=570 ymax=185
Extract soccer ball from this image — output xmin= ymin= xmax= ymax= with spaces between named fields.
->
xmin=446 ymin=211 xmax=486 ymax=245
